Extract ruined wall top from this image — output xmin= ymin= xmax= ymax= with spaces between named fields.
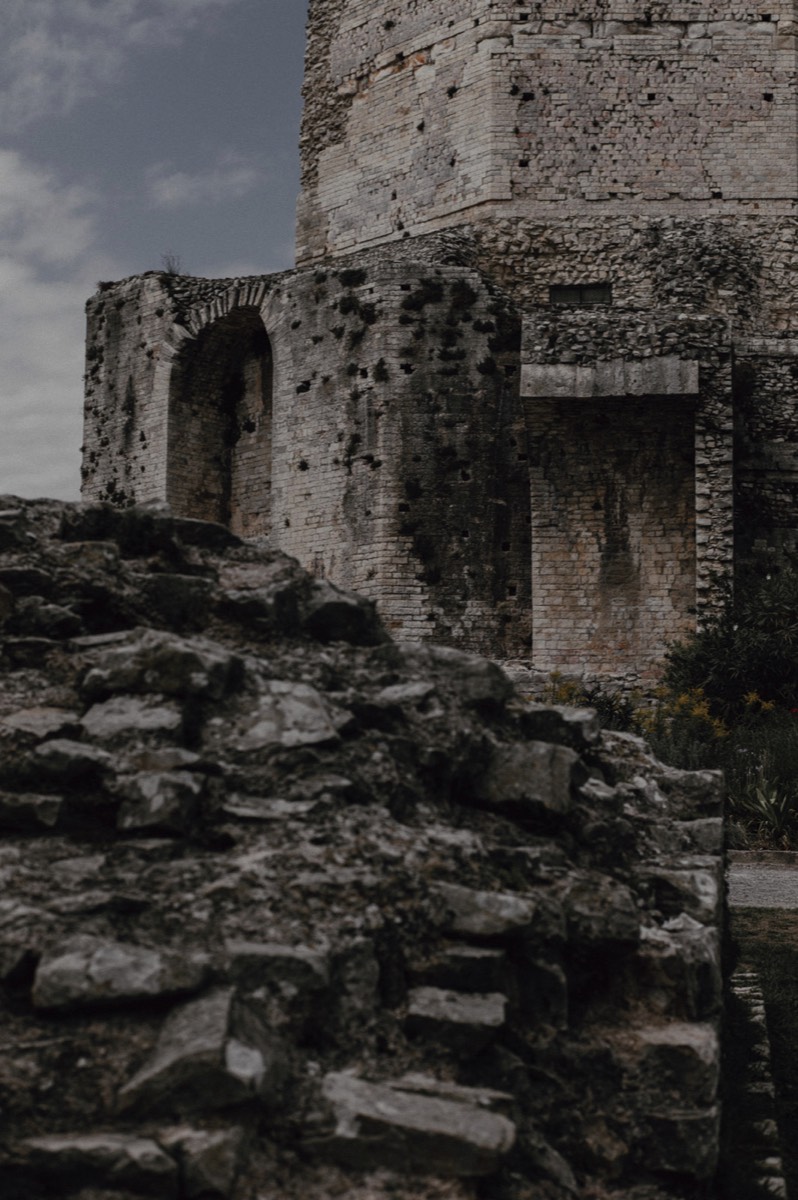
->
xmin=296 ymin=0 xmax=798 ymax=263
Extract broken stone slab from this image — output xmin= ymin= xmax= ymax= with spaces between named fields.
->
xmin=117 ymin=988 xmax=286 ymax=1115
xmin=472 ymin=740 xmax=583 ymax=816
xmin=12 ymin=1133 xmax=178 ymax=1197
xmin=386 ymin=1074 xmax=514 ymax=1113
xmin=406 ymin=986 xmax=507 ymax=1051
xmin=518 ymin=702 xmax=601 ymax=751
xmin=231 ymin=680 xmax=352 ymax=751
xmin=557 ymin=871 xmax=640 ymax=946
xmin=81 ymin=696 xmax=184 ymax=743
xmin=81 ymin=629 xmax=243 ymax=702
xmin=115 ymin=770 xmax=204 ymax=835
xmin=301 ymin=578 xmax=385 ymax=645
xmin=432 ymin=881 xmax=565 ymax=942
xmin=409 ymin=944 xmax=511 ymax=994
xmin=0 ymin=790 xmax=62 ymax=832
xmin=317 ymin=1071 xmax=516 ymax=1175
xmin=32 ymin=935 xmax=209 ymax=1011
xmin=158 ymin=1126 xmax=245 ymax=1199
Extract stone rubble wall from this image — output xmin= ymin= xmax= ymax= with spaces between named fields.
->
xmin=0 ymin=498 xmax=725 ymax=1199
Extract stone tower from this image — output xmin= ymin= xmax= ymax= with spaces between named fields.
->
xmin=82 ymin=0 xmax=798 ymax=684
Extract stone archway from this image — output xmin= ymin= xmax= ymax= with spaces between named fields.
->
xmin=167 ymin=306 xmax=273 ymax=537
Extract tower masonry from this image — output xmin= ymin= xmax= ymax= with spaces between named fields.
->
xmin=82 ymin=0 xmax=798 ymax=685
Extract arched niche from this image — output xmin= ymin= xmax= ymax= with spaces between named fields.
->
xmin=167 ymin=306 xmax=273 ymax=537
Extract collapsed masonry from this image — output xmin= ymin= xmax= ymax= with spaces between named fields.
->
xmin=82 ymin=0 xmax=798 ymax=684
xmin=0 ymin=498 xmax=724 ymax=1199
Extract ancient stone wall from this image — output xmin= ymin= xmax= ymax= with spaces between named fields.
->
xmin=83 ymin=259 xmax=530 ymax=662
xmin=297 ymin=0 xmax=798 ymax=264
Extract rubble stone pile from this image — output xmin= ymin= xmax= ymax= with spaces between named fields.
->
xmin=0 ymin=499 xmax=724 ymax=1199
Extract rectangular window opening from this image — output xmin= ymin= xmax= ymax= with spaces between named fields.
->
xmin=549 ymin=282 xmax=612 ymax=307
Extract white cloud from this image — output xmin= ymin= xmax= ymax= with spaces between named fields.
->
xmin=0 ymin=149 xmax=121 ymax=500
xmin=146 ymin=151 xmax=265 ymax=209
xmin=0 ymin=0 xmax=243 ymax=132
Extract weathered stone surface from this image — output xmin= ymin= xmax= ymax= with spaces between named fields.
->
xmin=158 ymin=1126 xmax=245 ymax=1199
xmin=473 ymin=740 xmax=582 ymax=816
xmin=0 ymin=501 xmax=726 ymax=1198
xmin=117 ymin=989 xmax=285 ymax=1115
xmin=32 ymin=935 xmax=209 ymax=1010
xmin=433 ymin=881 xmax=565 ymax=942
xmin=82 ymin=629 xmax=242 ymax=701
xmin=318 ymin=1072 xmax=516 ymax=1175
xmin=1 ymin=706 xmax=79 ymax=740
xmin=406 ymin=986 xmax=507 ymax=1051
xmin=638 ymin=862 xmax=723 ymax=925
xmin=115 ymin=770 xmax=204 ymax=834
xmin=518 ymin=703 xmax=601 ymax=751
xmin=33 ymin=738 xmax=113 ymax=782
xmin=81 ymin=695 xmax=184 ymax=743
xmin=231 ymin=681 xmax=351 ymax=751
xmin=557 ymin=871 xmax=640 ymax=946
xmin=14 ymin=1133 xmax=178 ymax=1197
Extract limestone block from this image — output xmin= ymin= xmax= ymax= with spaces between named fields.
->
xmin=32 ymin=935 xmax=209 ymax=1011
xmin=15 ymin=1134 xmax=178 ymax=1197
xmin=473 ymin=740 xmax=583 ymax=816
xmin=557 ymin=871 xmax=640 ymax=946
xmin=638 ymin=862 xmax=722 ymax=925
xmin=33 ymin=738 xmax=113 ymax=783
xmin=81 ymin=629 xmax=243 ymax=702
xmin=115 ymin=770 xmax=204 ymax=835
xmin=433 ymin=881 xmax=565 ymax=941
xmin=117 ymin=989 xmax=286 ymax=1115
xmin=636 ymin=915 xmax=722 ymax=1019
xmin=319 ymin=1071 xmax=516 ymax=1175
xmin=406 ymin=986 xmax=507 ymax=1050
xmin=634 ymin=1023 xmax=720 ymax=1106
xmin=81 ymin=696 xmax=184 ymax=743
xmin=1 ymin=707 xmax=79 ymax=740
xmin=232 ymin=681 xmax=352 ymax=751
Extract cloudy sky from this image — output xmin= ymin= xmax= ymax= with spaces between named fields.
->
xmin=0 ymin=0 xmax=308 ymax=501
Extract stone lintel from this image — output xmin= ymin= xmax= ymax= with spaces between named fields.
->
xmin=521 ymin=357 xmax=700 ymax=399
